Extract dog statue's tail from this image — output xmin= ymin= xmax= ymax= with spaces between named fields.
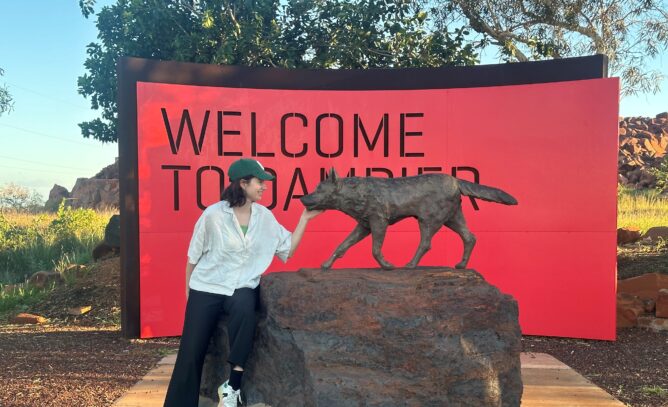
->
xmin=457 ymin=179 xmax=518 ymax=205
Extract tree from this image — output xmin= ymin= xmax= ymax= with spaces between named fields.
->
xmin=0 ymin=183 xmax=44 ymax=213
xmin=0 ymin=67 xmax=14 ymax=116
xmin=432 ymin=0 xmax=668 ymax=96
xmin=78 ymin=0 xmax=479 ymax=143
xmin=281 ymin=1 xmax=477 ymax=69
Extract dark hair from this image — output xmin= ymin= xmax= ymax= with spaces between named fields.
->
xmin=221 ymin=175 xmax=254 ymax=207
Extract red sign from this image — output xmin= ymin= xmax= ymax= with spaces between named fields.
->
xmin=136 ymin=78 xmax=619 ymax=339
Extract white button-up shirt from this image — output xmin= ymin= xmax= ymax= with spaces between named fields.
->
xmin=187 ymin=200 xmax=292 ymax=296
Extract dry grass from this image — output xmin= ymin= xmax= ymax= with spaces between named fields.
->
xmin=617 ymin=186 xmax=668 ymax=233
xmin=1 ymin=208 xmax=117 ymax=226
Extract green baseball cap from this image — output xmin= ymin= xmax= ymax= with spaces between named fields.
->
xmin=228 ymin=159 xmax=275 ymax=182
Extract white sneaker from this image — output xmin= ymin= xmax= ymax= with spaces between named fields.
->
xmin=217 ymin=380 xmax=243 ymax=407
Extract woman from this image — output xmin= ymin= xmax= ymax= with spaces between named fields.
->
xmin=164 ymin=158 xmax=322 ymax=407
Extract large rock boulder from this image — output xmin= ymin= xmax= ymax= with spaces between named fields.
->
xmin=641 ymin=226 xmax=668 ymax=243
xmin=201 ymin=267 xmax=522 ymax=406
xmin=617 ymin=227 xmax=642 ymax=245
xmin=92 ymin=214 xmax=121 ymax=261
xmin=104 ymin=214 xmax=121 ymax=247
xmin=45 ymin=184 xmax=70 ymax=211
xmin=618 ymin=272 xmax=668 ymax=301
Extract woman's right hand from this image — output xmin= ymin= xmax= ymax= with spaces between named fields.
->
xmin=301 ymin=208 xmax=324 ymax=222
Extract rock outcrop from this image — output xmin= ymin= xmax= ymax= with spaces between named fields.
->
xmin=44 ymin=184 xmax=70 ymax=211
xmin=45 ymin=159 xmax=119 ymax=211
xmin=201 ymin=267 xmax=522 ymax=406
xmin=618 ymin=112 xmax=668 ymax=189
xmin=68 ymin=178 xmax=119 ymax=210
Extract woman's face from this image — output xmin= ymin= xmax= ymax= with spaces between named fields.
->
xmin=240 ymin=177 xmax=267 ymax=202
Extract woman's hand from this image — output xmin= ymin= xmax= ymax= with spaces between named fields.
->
xmin=288 ymin=209 xmax=325 ymax=259
xmin=301 ymin=208 xmax=324 ymax=221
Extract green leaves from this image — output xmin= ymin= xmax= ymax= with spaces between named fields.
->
xmin=0 ymin=67 xmax=14 ymax=117
xmin=202 ymin=10 xmax=215 ymax=29
xmin=79 ymin=0 xmax=96 ymax=19
xmin=438 ymin=0 xmax=668 ymax=95
xmin=292 ymin=0 xmax=476 ymax=69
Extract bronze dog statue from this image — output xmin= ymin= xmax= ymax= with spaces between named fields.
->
xmin=300 ymin=169 xmax=517 ymax=270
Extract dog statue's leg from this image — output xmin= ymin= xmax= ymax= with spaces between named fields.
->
xmin=321 ymin=224 xmax=370 ymax=270
xmin=370 ymin=220 xmax=394 ymax=270
xmin=406 ymin=220 xmax=441 ymax=269
xmin=444 ymin=208 xmax=476 ymax=269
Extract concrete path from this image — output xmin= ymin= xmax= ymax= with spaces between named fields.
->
xmin=520 ymin=352 xmax=625 ymax=406
xmin=113 ymin=352 xmax=625 ymax=406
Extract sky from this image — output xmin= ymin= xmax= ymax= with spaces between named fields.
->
xmin=1 ymin=2 xmax=666 ymax=202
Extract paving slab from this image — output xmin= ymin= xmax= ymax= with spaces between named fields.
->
xmin=113 ymin=352 xmax=625 ymax=407
xmin=520 ymin=353 xmax=625 ymax=406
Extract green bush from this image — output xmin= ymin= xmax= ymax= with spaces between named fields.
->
xmin=651 ymin=157 xmax=668 ymax=192
xmin=0 ymin=202 xmax=112 ymax=284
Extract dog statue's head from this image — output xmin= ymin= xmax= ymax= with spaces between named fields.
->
xmin=300 ymin=168 xmax=341 ymax=210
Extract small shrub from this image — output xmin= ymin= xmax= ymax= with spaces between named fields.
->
xmin=639 ymin=385 xmax=667 ymax=397
xmin=650 ymin=157 xmax=668 ymax=192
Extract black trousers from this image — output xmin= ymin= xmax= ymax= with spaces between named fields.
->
xmin=164 ymin=287 xmax=259 ymax=407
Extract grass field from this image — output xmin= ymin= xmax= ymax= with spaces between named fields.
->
xmin=0 ymin=203 xmax=114 ymax=285
xmin=617 ymin=186 xmax=668 ymax=233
